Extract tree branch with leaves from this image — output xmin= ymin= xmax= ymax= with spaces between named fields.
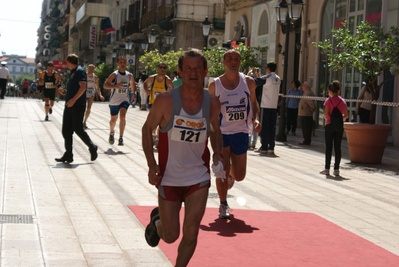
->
xmin=313 ymin=20 xmax=399 ymax=124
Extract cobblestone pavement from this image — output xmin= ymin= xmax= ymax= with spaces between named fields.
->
xmin=0 ymin=98 xmax=398 ymax=266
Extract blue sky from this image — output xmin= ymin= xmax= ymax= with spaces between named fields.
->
xmin=0 ymin=0 xmax=42 ymax=58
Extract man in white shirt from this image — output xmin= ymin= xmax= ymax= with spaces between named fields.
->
xmin=0 ymin=61 xmax=10 ymax=99
xmin=254 ymin=62 xmax=281 ymax=155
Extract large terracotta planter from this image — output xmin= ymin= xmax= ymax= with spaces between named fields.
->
xmin=344 ymin=123 xmax=392 ymax=164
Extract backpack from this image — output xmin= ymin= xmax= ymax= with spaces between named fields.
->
xmin=329 ymin=98 xmax=343 ymax=130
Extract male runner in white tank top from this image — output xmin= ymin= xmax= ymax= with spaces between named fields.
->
xmin=103 ymin=57 xmax=136 ymax=146
xmin=142 ymin=49 xmax=222 ymax=267
xmin=83 ymin=64 xmax=104 ymax=129
xmin=208 ymin=49 xmax=261 ymax=219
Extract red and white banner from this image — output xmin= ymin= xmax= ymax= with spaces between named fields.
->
xmin=53 ymin=60 xmax=68 ymax=71
xmin=89 ymin=25 xmax=96 ymax=50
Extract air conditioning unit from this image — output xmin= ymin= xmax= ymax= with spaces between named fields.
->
xmin=207 ymin=35 xmax=224 ymax=49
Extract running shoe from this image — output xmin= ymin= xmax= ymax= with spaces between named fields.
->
xmin=118 ymin=137 xmax=124 ymax=146
xmin=145 ymin=207 xmax=160 ymax=247
xmin=45 ymin=115 xmax=49 ymax=121
xmin=219 ymin=204 xmax=230 ymax=219
xmin=108 ymin=132 xmax=115 ymax=145
xmin=49 ymin=107 xmax=53 ymax=114
xmin=333 ymin=169 xmax=340 ymax=176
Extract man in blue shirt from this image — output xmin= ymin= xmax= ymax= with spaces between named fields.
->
xmin=286 ymin=80 xmax=302 ymax=135
xmin=55 ymin=54 xmax=98 ymax=163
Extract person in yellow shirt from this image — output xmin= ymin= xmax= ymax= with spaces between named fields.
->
xmin=144 ymin=63 xmax=173 ymax=110
xmin=143 ymin=63 xmax=174 ymax=149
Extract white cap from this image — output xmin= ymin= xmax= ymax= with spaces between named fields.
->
xmin=1 ymin=61 xmax=7 ymax=65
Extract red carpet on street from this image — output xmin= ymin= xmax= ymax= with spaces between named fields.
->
xmin=128 ymin=206 xmax=399 ymax=267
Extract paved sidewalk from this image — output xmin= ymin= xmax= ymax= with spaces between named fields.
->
xmin=0 ymin=97 xmax=398 ymax=266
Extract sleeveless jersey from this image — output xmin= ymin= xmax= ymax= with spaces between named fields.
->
xmin=86 ymin=74 xmax=96 ymax=97
xmin=214 ymin=72 xmax=253 ymax=135
xmin=149 ymin=75 xmax=168 ymax=104
xmin=158 ymin=88 xmax=211 ymax=186
xmin=109 ymin=71 xmax=131 ymax=105
xmin=44 ymin=71 xmax=57 ymax=90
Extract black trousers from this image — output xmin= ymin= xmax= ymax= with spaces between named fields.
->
xmin=0 ymin=79 xmax=7 ymax=99
xmin=260 ymin=108 xmax=278 ymax=150
xmin=300 ymin=116 xmax=313 ymax=144
xmin=324 ymin=124 xmax=344 ymax=170
xmin=286 ymin=108 xmax=298 ymax=133
xmin=62 ymin=105 xmax=95 ymax=157
xmin=358 ymin=107 xmax=370 ymax=123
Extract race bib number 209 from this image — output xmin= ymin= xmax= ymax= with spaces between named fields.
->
xmin=225 ymin=104 xmax=247 ymax=122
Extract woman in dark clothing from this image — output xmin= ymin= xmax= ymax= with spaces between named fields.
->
xmin=320 ymin=81 xmax=348 ymax=176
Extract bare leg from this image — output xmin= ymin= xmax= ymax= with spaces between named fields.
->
xmin=44 ymin=98 xmax=50 ymax=115
xmin=109 ymin=115 xmax=118 ymax=133
xmin=118 ymin=108 xmax=127 ymax=137
xmin=216 ymin=146 xmax=231 ymax=203
xmin=83 ymin=97 xmax=94 ymax=124
xmin=176 ymin=187 xmax=208 ymax=267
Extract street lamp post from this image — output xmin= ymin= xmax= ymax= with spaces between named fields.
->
xmin=147 ymin=29 xmax=175 ymax=53
xmin=201 ymin=16 xmax=212 ymax=48
xmin=111 ymin=47 xmax=117 ymax=68
xmin=275 ymin=0 xmax=304 ymax=142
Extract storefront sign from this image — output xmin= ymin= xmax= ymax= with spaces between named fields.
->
xmin=53 ymin=60 xmax=68 ymax=70
xmin=89 ymin=25 xmax=96 ymax=50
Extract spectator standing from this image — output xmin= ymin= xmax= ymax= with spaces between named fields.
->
xmin=55 ymin=53 xmax=98 ymax=163
xmin=22 ymin=79 xmax=30 ymax=99
xmin=320 ymin=80 xmax=348 ymax=176
xmin=356 ymin=77 xmax=373 ymax=123
xmin=138 ymin=70 xmax=149 ymax=110
xmin=208 ymin=49 xmax=261 ymax=219
xmin=83 ymin=64 xmax=104 ymax=129
xmin=30 ymin=80 xmax=38 ymax=98
xmin=298 ymin=81 xmax=316 ymax=145
xmin=254 ymin=62 xmax=281 ymax=155
xmin=286 ymin=80 xmax=302 ymax=135
xmin=0 ymin=61 xmax=10 ymax=99
xmin=142 ymin=49 xmax=222 ymax=267
xmin=103 ymin=56 xmax=136 ymax=146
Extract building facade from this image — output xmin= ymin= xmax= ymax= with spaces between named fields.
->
xmin=34 ymin=0 xmax=399 ymax=147
xmin=0 ymin=55 xmax=36 ymax=82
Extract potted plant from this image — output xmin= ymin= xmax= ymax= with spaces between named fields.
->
xmin=314 ymin=20 xmax=399 ymax=164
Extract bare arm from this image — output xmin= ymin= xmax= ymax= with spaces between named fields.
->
xmin=103 ymin=73 xmax=119 ymax=89
xmin=94 ymin=75 xmax=104 ymax=101
xmin=142 ymin=92 xmax=172 ymax=186
xmin=54 ymin=72 xmax=60 ymax=88
xmin=143 ymin=77 xmax=153 ymax=96
xmin=209 ymin=95 xmax=223 ymax=165
xmin=246 ymin=76 xmax=261 ymax=133
xmin=356 ymin=86 xmax=366 ymax=112
xmin=166 ymin=78 xmax=174 ymax=90
xmin=208 ymin=80 xmax=216 ymax=95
